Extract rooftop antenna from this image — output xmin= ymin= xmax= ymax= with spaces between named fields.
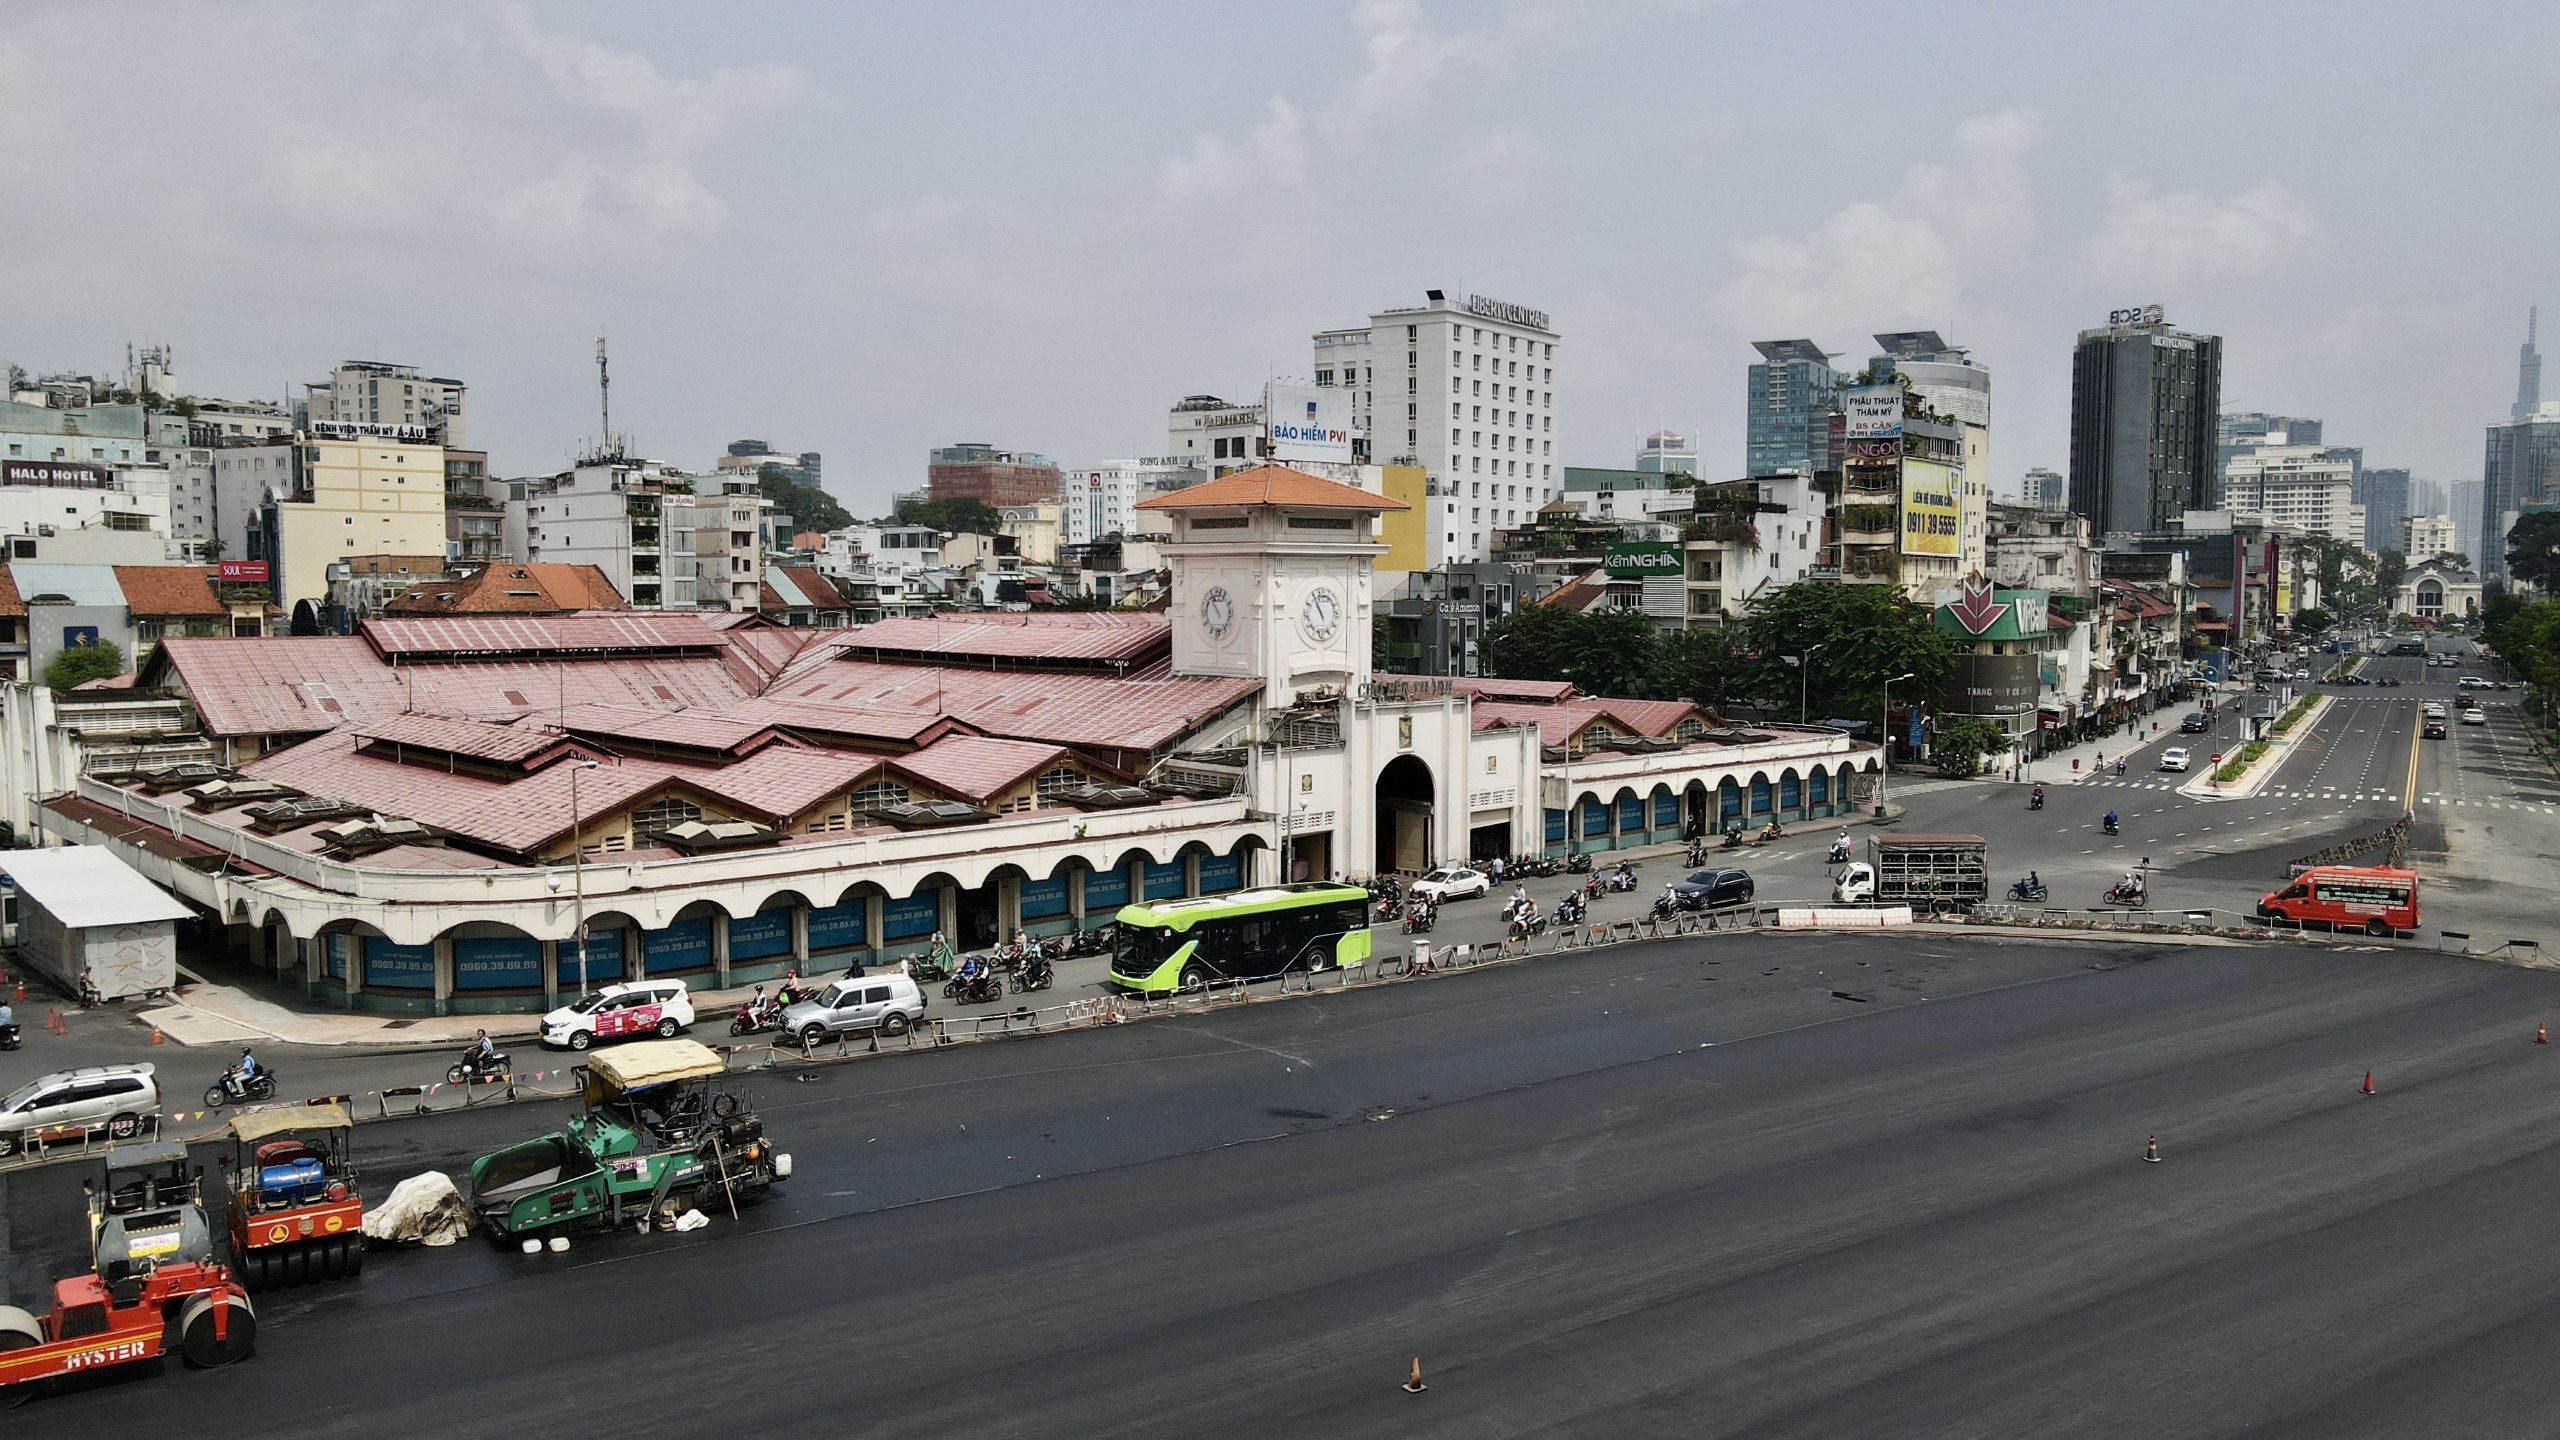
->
xmin=595 ymin=336 xmax=611 ymax=458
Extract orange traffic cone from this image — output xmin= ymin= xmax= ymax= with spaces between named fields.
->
xmin=150 ymin=1024 xmax=163 ymax=1046
xmin=1403 ymin=1357 xmax=1428 ymax=1394
xmin=2361 ymin=1069 xmax=2376 ymax=1096
xmin=10 ymin=975 xmax=21 ymax=1002
xmin=2539 ymin=1022 xmax=2547 ymax=1045
xmin=2144 ymin=1135 xmax=2161 ymax=1163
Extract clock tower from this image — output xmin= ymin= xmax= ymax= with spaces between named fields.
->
xmin=1137 ymin=464 xmax=1407 ymax=703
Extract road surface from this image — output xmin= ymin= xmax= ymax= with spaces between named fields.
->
xmin=14 ymin=928 xmax=2560 ymax=1435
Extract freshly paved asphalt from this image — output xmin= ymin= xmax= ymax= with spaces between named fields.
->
xmin=15 ymin=928 xmax=2560 ymax=1435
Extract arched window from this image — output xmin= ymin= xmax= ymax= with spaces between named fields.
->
xmin=1750 ymin=776 xmax=1773 ymax=814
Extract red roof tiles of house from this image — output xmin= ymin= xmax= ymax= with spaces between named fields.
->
xmin=113 ymin=565 xmax=227 ymax=618
xmin=1132 ymin=464 xmax=1409 ymax=511
xmin=381 ymin=563 xmax=630 ymax=615
xmin=1469 ymin=697 xmax=1707 ymax=746
xmin=0 ymin=566 xmax=22 ymax=619
xmin=1533 ymin=573 xmax=1610 ymax=612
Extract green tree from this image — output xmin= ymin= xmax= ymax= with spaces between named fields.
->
xmin=45 ymin=640 xmax=125 ymax=694
xmin=1652 ymin=626 xmax=1751 ymax=711
xmin=1479 ymin=604 xmax=1587 ymax=685
xmin=1931 ymin=716 xmax=2013 ymax=777
xmin=757 ymin=466 xmax=852 ymax=533
xmin=1742 ymin=581 xmax=1952 ymax=724
xmin=896 ymin=496 xmax=1004 ymax=535
xmin=2505 ymin=510 xmax=2560 ymax=591
xmin=2295 ymin=607 xmax=2335 ymax=635
xmin=1478 ymin=604 xmax=1661 ymax=697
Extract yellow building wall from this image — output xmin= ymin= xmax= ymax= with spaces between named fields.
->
xmin=1375 ymin=464 xmax=1429 ymax=575
xmin=275 ymin=438 xmax=449 ymax=608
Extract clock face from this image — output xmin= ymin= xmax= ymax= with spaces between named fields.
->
xmin=1300 ymin=586 xmax=1342 ymax=643
xmin=1200 ymin=586 xmax=1234 ymax=640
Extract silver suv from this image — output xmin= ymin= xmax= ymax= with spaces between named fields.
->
xmin=783 ymin=974 xmax=928 ymax=1049
xmin=0 ymin=1064 xmax=161 ymax=1156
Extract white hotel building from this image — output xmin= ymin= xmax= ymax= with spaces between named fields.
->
xmin=1314 ymin=290 xmax=1560 ymax=568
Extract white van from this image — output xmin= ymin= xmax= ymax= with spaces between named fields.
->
xmin=781 ymin=973 xmax=929 ymax=1048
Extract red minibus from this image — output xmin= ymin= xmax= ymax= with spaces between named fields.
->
xmin=2258 ymin=865 xmax=2418 ymax=935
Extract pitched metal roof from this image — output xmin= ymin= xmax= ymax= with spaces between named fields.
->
xmin=822 ymin=612 xmax=1170 ymax=666
xmin=352 ymin=713 xmax=579 ymax=767
xmin=360 ymin=613 xmax=724 ymax=660
xmin=9 ymin=561 xmax=125 ymax=608
xmin=767 ymin=658 xmax=1260 ymax=752
xmin=889 ymin=735 xmax=1073 ymax=802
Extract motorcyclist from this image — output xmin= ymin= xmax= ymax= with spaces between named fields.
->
xmin=1509 ymin=882 xmax=1529 ymax=914
xmin=471 ymin=1028 xmax=498 ymax=1069
xmin=229 ymin=1046 xmax=261 ymax=1094
xmin=2121 ymin=869 xmax=2144 ymax=896
xmin=1614 ymin=861 xmax=1635 ymax=888
xmin=2103 ymin=809 xmax=2120 ymax=833
xmin=2030 ymin=783 xmax=2046 ymax=807
xmin=747 ymin=985 xmax=771 ymax=1022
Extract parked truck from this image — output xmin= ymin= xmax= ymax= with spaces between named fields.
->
xmin=1831 ymin=834 xmax=1989 ymax=913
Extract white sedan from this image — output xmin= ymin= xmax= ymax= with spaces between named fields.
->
xmin=2158 ymin=747 xmax=2192 ymax=772
xmin=2462 ymin=708 xmax=2488 ymax=726
xmin=1410 ymin=865 xmax=1491 ymax=901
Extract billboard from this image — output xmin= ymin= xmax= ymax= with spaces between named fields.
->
xmin=1 ymin=461 xmax=109 ymax=489
xmin=217 ymin=559 xmax=269 ymax=583
xmin=1265 ymin=382 xmax=1354 ymax=464
xmin=1844 ymin=385 xmax=1904 ymax=440
xmin=1942 ymin=653 xmax=2040 ymax=714
xmin=1604 ymin=541 xmax=1682 ymax=578
xmin=1900 ymin=459 xmax=1961 ymax=557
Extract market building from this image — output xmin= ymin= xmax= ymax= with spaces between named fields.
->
xmin=23 ymin=466 xmax=1878 ymax=1015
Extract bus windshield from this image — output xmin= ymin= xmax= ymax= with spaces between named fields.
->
xmin=1110 ymin=922 xmax=1180 ymax=976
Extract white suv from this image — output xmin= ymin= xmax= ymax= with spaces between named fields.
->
xmin=783 ymin=974 xmax=928 ymax=1048
xmin=541 ymin=979 xmax=694 ymax=1050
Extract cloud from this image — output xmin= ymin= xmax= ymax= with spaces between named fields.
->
xmin=2085 ymin=178 xmax=2318 ymax=284
xmin=1154 ymin=0 xmax=1565 ymax=198
xmin=1715 ymin=109 xmax=2042 ymax=336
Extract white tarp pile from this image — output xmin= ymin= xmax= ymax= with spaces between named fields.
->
xmin=361 ymin=1170 xmax=477 ymax=1247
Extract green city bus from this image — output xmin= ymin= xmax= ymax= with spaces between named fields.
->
xmin=1106 ymin=883 xmax=1374 ymax=995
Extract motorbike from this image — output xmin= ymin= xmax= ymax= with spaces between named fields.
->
xmin=1401 ymin=901 xmax=1437 ymax=935
xmin=1554 ymin=894 xmax=1587 ymax=926
xmin=1603 ymin=867 xmax=1640 ymax=894
xmin=908 ymin=953 xmax=950 ymax=984
xmin=203 ymin=1067 xmax=279 ymax=1110
xmin=447 ymin=1045 xmax=513 ymax=1084
xmin=1649 ymin=894 xmax=1681 ymax=922
xmin=2101 ymin=882 xmax=2149 ymax=909
xmin=1508 ymin=911 xmax=1548 ymax=940
xmin=0 ymin=1017 xmax=19 ymax=1051
xmin=1564 ymin=853 xmax=1593 ymax=874
xmin=1760 ymin=821 xmax=1784 ymax=842
xmin=2103 ymin=817 xmax=2121 ymax=836
xmin=729 ymin=995 xmax=784 ymax=1037
xmin=2008 ymin=879 xmax=2049 ymax=903
xmin=1067 ymin=922 xmax=1115 ymax=957
xmin=1012 ymin=953 xmax=1055 ymax=993
xmin=1686 ymin=839 xmax=1709 ymax=867
xmin=945 ymin=970 xmax=1005 ymax=1005
xmin=1720 ymin=828 xmax=1746 ymax=851
xmin=1827 ymin=839 xmax=1851 ymax=865
xmin=2028 ymin=790 xmax=2045 ymax=811
xmin=2114 ymin=759 xmax=2127 ymax=776
xmin=1374 ymin=895 xmax=1402 ymax=922
xmin=1581 ymin=874 xmax=1602 ymax=900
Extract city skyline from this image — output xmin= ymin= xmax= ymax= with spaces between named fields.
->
xmin=1 ymin=2 xmax=2552 ymax=516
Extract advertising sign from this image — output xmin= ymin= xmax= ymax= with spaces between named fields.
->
xmin=217 ymin=560 xmax=270 ymax=583
xmin=1265 ymin=382 xmax=1354 ymax=464
xmin=727 ymin=908 xmax=793 ymax=961
xmin=1604 ymin=541 xmax=1682 ymax=578
xmin=643 ymin=917 xmax=712 ymax=974
xmin=1943 ymin=653 xmax=2040 ymax=713
xmin=1900 ymin=459 xmax=1961 ymax=558
xmin=806 ymin=900 xmax=866 ymax=951
xmin=1 ymin=461 xmax=109 ymax=489
xmin=454 ymin=937 xmax=542 ymax=991
xmin=1844 ymin=385 xmax=1905 ymax=440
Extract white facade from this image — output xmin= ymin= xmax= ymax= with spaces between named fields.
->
xmin=2222 ymin=445 xmax=2364 ymax=546
xmin=2400 ymin=513 xmax=2457 ymax=560
xmin=1061 ymin=459 xmax=1197 ymax=545
xmin=676 ymin=477 xmax=769 ymax=612
xmin=520 ymin=458 xmax=700 ymax=609
xmin=0 ymin=485 xmax=171 ymax=548
xmin=1315 ymin=290 xmax=1560 ymax=568
xmin=305 ymin=362 xmax=467 ymax=447
xmin=1166 ymin=398 xmax=1266 ymax=475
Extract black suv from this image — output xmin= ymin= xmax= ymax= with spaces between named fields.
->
xmin=1668 ymin=868 xmax=1755 ymax=909
xmin=2180 ymin=712 xmax=2211 ymax=733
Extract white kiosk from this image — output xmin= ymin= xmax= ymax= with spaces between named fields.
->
xmin=0 ymin=846 xmax=192 ymax=1000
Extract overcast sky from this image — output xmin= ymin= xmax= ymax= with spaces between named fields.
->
xmin=4 ymin=1 xmax=2552 ymax=515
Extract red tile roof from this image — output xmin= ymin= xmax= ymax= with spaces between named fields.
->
xmin=240 ymin=730 xmax=670 ymax=855
xmin=1133 ymin=464 xmax=1409 ymax=511
xmin=1470 ymin=697 xmax=1707 ymax=746
xmin=1453 ymin=676 xmax=1577 ymax=702
xmin=360 ymin=613 xmax=724 ymax=661
xmin=770 ymin=565 xmax=847 ymax=610
xmin=768 ymin=658 xmax=1259 ymax=754
xmin=381 ymin=563 xmax=629 ymax=615
xmin=811 ymin=612 xmax=1170 ymax=667
xmin=719 ymin=696 xmax=979 ymax=749
xmin=353 ymin=713 xmax=582 ymax=768
xmin=0 ymin=567 xmax=21 ymax=619
xmin=150 ymin=637 xmax=757 ymax=739
xmin=113 ymin=565 xmax=227 ymax=618
xmin=546 ymin=703 xmax=799 ymax=759
xmin=888 ymin=735 xmax=1074 ymax=803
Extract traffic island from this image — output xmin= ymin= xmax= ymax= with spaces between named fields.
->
xmin=2180 ymin=693 xmax=2329 ymax=801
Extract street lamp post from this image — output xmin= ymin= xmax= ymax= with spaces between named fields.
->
xmin=566 ymin=758 xmax=600 ymax=997
xmin=1878 ymin=672 xmax=1914 ymax=817
xmin=1783 ymin=644 xmax=1826 ymax=725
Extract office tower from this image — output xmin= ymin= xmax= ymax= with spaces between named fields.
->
xmin=2358 ymin=467 xmax=2410 ymax=555
xmin=2069 ymin=312 xmax=2222 ymax=535
xmin=1746 ymin=339 xmax=1842 ymax=477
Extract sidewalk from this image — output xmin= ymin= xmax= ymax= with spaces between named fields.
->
xmin=2014 ymin=690 xmax=2229 ymax=786
xmin=138 ymin=967 xmax=839 ymax=1050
